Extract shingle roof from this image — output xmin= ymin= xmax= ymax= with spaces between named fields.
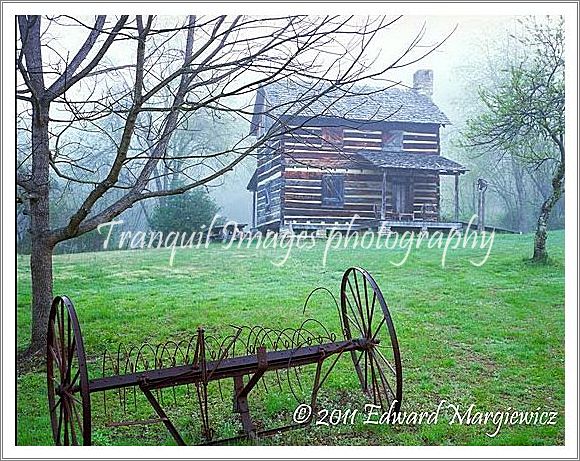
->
xmin=262 ymin=79 xmax=451 ymax=125
xmin=359 ymin=151 xmax=467 ymax=173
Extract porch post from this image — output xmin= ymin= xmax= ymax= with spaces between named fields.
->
xmin=252 ymin=190 xmax=257 ymax=229
xmin=381 ymin=169 xmax=387 ymax=220
xmin=454 ymin=173 xmax=459 ymax=222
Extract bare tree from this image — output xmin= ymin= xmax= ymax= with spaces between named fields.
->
xmin=17 ymin=14 xmax=450 ymax=358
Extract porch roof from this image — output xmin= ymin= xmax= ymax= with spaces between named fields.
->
xmin=359 ymin=150 xmax=467 ymax=174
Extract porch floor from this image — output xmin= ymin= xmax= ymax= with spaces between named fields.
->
xmin=285 ymin=219 xmax=462 ymax=232
xmin=379 ymin=220 xmax=462 ymax=230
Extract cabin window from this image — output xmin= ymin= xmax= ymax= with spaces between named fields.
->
xmin=321 ymin=174 xmax=345 ymax=208
xmin=321 ymin=127 xmax=343 ymax=146
xmin=382 ymin=130 xmax=404 ymax=151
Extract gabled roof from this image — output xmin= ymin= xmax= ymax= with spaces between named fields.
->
xmin=359 ymin=150 xmax=467 ymax=174
xmin=254 ymin=79 xmax=450 ymax=129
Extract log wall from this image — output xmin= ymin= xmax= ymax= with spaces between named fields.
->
xmin=254 ymin=121 xmax=442 ymax=230
xmin=255 ymin=139 xmax=284 ymax=228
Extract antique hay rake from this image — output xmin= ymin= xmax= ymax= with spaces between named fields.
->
xmin=46 ymin=267 xmax=402 ymax=445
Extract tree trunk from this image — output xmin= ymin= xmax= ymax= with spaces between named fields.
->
xmin=511 ymin=157 xmax=526 ymax=232
xmin=22 ymin=102 xmax=54 ymax=358
xmin=532 ymin=159 xmax=564 ymax=262
xmin=27 ymin=235 xmax=54 ymax=356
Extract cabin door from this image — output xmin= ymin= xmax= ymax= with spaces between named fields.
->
xmin=392 ymin=179 xmax=413 ymax=220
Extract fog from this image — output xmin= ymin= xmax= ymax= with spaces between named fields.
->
xmin=17 ymin=15 xmax=530 ymax=228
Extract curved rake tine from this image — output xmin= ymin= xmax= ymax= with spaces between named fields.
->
xmin=116 ymin=343 xmax=123 ymax=412
xmin=244 ymin=325 xmax=265 ymax=354
xmin=293 ymin=366 xmax=304 ymax=394
xmin=101 ymin=349 xmax=109 ymax=421
xmin=274 ymin=328 xmax=296 ymax=351
xmin=217 ymin=379 xmax=224 ymax=401
xmin=299 ymin=318 xmax=334 ymax=343
xmin=285 ymin=339 xmax=312 ymax=403
xmin=206 ymin=328 xmax=242 ymax=382
xmin=184 ymin=335 xmax=197 ymax=364
xmin=303 ymin=286 xmax=343 ymax=335
xmin=286 ymin=365 xmax=301 ymax=403
xmin=122 ymin=343 xmax=140 ymax=414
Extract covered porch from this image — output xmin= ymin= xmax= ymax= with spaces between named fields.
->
xmin=358 ymin=150 xmax=467 ymax=227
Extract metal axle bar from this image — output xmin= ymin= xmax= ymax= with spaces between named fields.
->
xmin=85 ymin=339 xmax=368 ymax=394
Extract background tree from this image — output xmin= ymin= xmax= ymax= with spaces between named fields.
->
xmin=436 ymin=17 xmax=563 ymax=234
xmin=462 ymin=16 xmax=564 ymax=260
xmin=150 ymin=188 xmax=220 ymax=234
xmin=17 ymin=14 xmax=451 ymax=358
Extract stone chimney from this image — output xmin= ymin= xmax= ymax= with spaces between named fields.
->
xmin=413 ymin=69 xmax=433 ymax=98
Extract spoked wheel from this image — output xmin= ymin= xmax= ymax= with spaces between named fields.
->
xmin=47 ymin=296 xmax=91 ymax=445
xmin=340 ymin=267 xmax=402 ymax=412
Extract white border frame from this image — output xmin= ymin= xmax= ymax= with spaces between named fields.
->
xmin=2 ymin=2 xmax=578 ymax=459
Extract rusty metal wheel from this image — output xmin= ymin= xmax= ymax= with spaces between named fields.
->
xmin=340 ymin=267 xmax=402 ymax=412
xmin=47 ymin=296 xmax=91 ymax=445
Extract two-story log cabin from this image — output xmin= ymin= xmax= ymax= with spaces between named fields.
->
xmin=247 ymin=70 xmax=467 ymax=233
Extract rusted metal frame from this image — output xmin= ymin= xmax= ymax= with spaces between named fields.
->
xmin=95 ymin=342 xmax=362 ymax=445
xmin=139 ymin=384 xmax=186 ymax=446
xmin=85 ymin=340 xmax=363 ymax=393
xmin=232 ymin=347 xmax=268 ymax=439
xmin=233 ymin=375 xmax=256 ymax=438
xmin=48 ymin=267 xmax=404 ymax=447
xmin=211 ymin=347 xmax=327 ymax=445
xmin=236 ymin=347 xmax=268 ymax=399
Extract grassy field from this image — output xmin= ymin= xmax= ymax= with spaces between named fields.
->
xmin=16 ymin=230 xmax=565 ymax=446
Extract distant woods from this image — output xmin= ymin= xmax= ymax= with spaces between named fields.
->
xmin=455 ymin=16 xmax=564 ymax=259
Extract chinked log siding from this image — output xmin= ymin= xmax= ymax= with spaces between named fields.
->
xmin=249 ymin=120 xmax=460 ymax=230
xmin=281 ymin=166 xmax=440 ymax=224
xmin=256 ymin=175 xmax=284 ymax=227
xmin=281 ymin=126 xmax=440 ymax=171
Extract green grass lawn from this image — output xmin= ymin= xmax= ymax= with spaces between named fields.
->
xmin=16 ymin=230 xmax=565 ymax=446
